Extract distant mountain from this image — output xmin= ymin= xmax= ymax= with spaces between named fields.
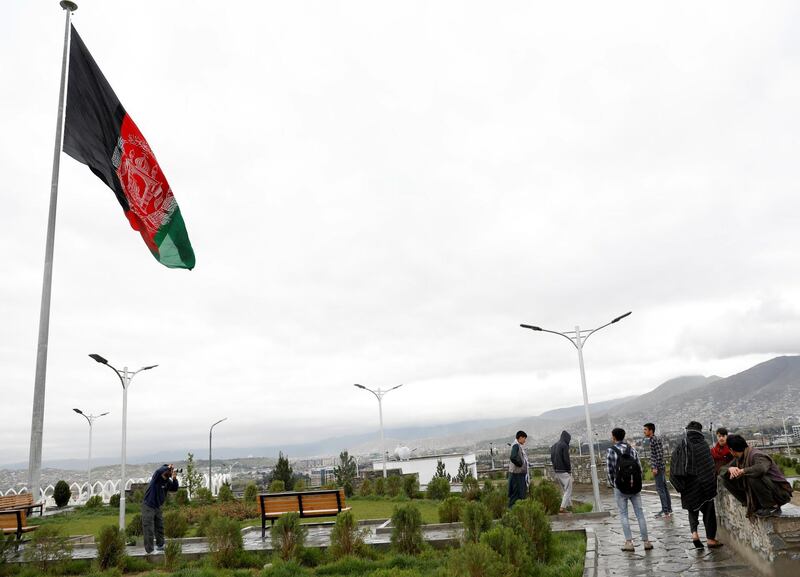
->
xmin=537 ymin=396 xmax=636 ymax=422
xmin=611 ymin=375 xmax=721 ymax=416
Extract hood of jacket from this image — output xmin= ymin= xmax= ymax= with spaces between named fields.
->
xmin=560 ymin=431 xmax=571 ymax=445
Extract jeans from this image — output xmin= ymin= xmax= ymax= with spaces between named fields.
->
xmin=688 ymin=499 xmax=717 ymax=539
xmin=653 ymin=469 xmax=672 ymax=513
xmin=555 ymin=472 xmax=573 ymax=509
xmin=614 ymin=489 xmax=648 ymax=542
xmin=141 ymin=503 xmax=164 ymax=553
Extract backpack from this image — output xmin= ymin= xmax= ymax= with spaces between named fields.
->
xmin=612 ymin=445 xmax=642 ymax=495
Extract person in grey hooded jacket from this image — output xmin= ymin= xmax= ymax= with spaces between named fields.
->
xmin=550 ymin=430 xmax=573 ymax=513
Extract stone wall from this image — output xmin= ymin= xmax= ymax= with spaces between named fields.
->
xmin=715 ymin=483 xmax=800 ymax=577
xmin=543 ymin=455 xmax=598 ymax=485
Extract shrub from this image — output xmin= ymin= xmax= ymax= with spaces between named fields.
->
xmin=84 ymin=495 xmax=104 ymax=509
xmin=482 ymin=489 xmax=507 ymax=519
xmin=126 ymin=513 xmax=143 ymax=537
xmin=374 ymin=477 xmax=386 ymax=496
xmin=532 ymin=468 xmax=544 ymax=478
xmin=53 ymin=480 xmax=71 ymax=508
xmin=218 ymin=483 xmax=235 ymax=503
xmin=294 ymin=478 xmax=308 ymax=492
xmin=207 ymin=515 xmax=243 ymax=568
xmin=297 ymin=546 xmax=324 ymax=567
xmin=195 ymin=510 xmax=217 ymax=537
xmin=386 ymin=475 xmax=403 ymax=498
xmin=130 ymin=489 xmax=145 ymax=504
xmin=343 ymin=480 xmax=354 ymax=497
xmin=403 ymin=475 xmax=419 ymax=499
xmin=269 ymin=480 xmax=286 ymax=493
xmin=271 ymin=512 xmax=307 ymax=561
xmin=390 ymin=503 xmax=424 ymax=555
xmin=447 ymin=541 xmax=511 ymax=577
xmin=244 ymin=482 xmax=259 ymax=502
xmin=164 ymin=510 xmax=188 ymax=538
xmin=263 ymin=560 xmax=310 ymax=577
xmin=462 ymin=501 xmax=492 ymax=543
xmin=462 ymin=475 xmax=480 ymax=501
xmin=482 ymin=480 xmax=495 ymax=495
xmin=794 ymin=479 xmax=800 ymax=491
xmin=194 ymin=487 xmax=214 ymax=504
xmin=121 ymin=555 xmax=151 ymax=573
xmin=359 ymin=478 xmax=373 ymax=496
xmin=530 ymin=479 xmax=561 ymax=515
xmin=502 ymin=499 xmax=551 ymax=562
xmin=163 ymin=540 xmax=182 ymax=571
xmin=109 ymin=493 xmax=120 ymax=508
xmin=480 ymin=525 xmax=532 ymax=575
xmin=426 ymin=477 xmax=451 ymax=501
xmin=438 ymin=496 xmax=464 ymax=523
xmin=328 ymin=510 xmax=365 ymax=559
xmin=175 ymin=488 xmax=189 ymax=506
xmin=23 ymin=525 xmax=73 ymax=572
xmin=96 ymin=525 xmax=126 ymax=570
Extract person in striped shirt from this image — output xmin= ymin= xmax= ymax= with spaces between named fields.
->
xmin=644 ymin=422 xmax=673 ymax=517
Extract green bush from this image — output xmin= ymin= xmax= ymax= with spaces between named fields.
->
xmin=53 ymin=480 xmax=71 ymax=508
xmin=244 ymin=482 xmax=259 ymax=502
xmin=403 ymin=475 xmax=419 ymax=499
xmin=109 ymin=493 xmax=120 ymax=508
xmin=218 ymin=483 xmax=235 ymax=503
xmin=328 ymin=510 xmax=365 ymax=559
xmin=271 ymin=512 xmax=307 ymax=562
xmin=502 ymin=498 xmax=552 ymax=562
xmin=164 ymin=509 xmax=188 ymax=538
xmin=532 ymin=468 xmax=544 ymax=478
xmin=175 ymin=488 xmax=189 ymax=506
xmin=374 ymin=477 xmax=386 ymax=496
xmin=263 ymin=560 xmax=310 ymax=577
xmin=390 ymin=503 xmax=424 ymax=555
xmin=426 ymin=477 xmax=451 ymax=501
xmin=294 ymin=478 xmax=308 ymax=492
xmin=126 ymin=513 xmax=143 ymax=537
xmin=462 ymin=501 xmax=492 ymax=543
xmin=447 ymin=541 xmax=511 ymax=577
xmin=482 ymin=480 xmax=495 ymax=494
xmin=343 ymin=480 xmax=354 ymax=498
xmin=195 ymin=510 xmax=218 ymax=538
xmin=462 ymin=475 xmax=480 ymax=501
xmin=481 ymin=524 xmax=532 ymax=575
xmin=530 ymin=479 xmax=561 ymax=515
xmin=84 ymin=495 xmax=104 ymax=509
xmin=96 ymin=525 xmax=126 ymax=570
xmin=23 ymin=525 xmax=73 ymax=572
xmin=482 ymin=488 xmax=507 ymax=519
xmin=207 ymin=515 xmax=243 ymax=568
xmin=269 ymin=480 xmax=286 ymax=493
xmin=793 ymin=479 xmax=800 ymax=491
xmin=130 ymin=489 xmax=145 ymax=504
xmin=194 ymin=487 xmax=214 ymax=504
xmin=120 ymin=555 xmax=151 ymax=573
xmin=297 ymin=546 xmax=324 ymax=567
xmin=386 ymin=475 xmax=403 ymax=498
xmin=438 ymin=496 xmax=464 ymax=523
xmin=359 ymin=478 xmax=373 ymax=496
xmin=163 ymin=540 xmax=182 ymax=571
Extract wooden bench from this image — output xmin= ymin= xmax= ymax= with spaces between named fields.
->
xmin=257 ymin=488 xmax=350 ymax=539
xmin=0 ymin=509 xmax=38 ymax=548
xmin=0 ymin=494 xmax=44 ymax=517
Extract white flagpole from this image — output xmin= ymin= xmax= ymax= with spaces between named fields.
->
xmin=27 ymin=0 xmax=78 ymax=502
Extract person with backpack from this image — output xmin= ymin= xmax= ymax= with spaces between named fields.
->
xmin=606 ymin=427 xmax=652 ymax=552
xmin=669 ymin=421 xmax=722 ymax=549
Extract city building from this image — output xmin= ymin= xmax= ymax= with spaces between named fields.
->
xmin=370 ymin=453 xmax=477 ymax=487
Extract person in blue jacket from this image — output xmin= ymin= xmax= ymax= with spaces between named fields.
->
xmin=142 ymin=464 xmax=179 ymax=553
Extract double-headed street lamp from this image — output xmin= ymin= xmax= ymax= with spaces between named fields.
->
xmin=520 ymin=311 xmax=632 ymax=513
xmin=782 ymin=416 xmax=797 ymax=454
xmin=209 ymin=417 xmax=228 ymax=492
xmin=354 ymin=384 xmax=403 ymax=478
xmin=89 ymin=354 xmax=157 ymax=529
xmin=72 ymin=408 xmax=109 ymax=495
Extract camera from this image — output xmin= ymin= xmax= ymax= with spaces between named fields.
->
xmin=174 ymin=468 xmax=183 ymax=473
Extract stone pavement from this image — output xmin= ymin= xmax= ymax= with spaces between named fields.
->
xmin=556 ymin=486 xmax=758 ymax=577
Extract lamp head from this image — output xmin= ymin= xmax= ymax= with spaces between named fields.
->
xmin=88 ymin=354 xmax=108 ymax=364
xmin=354 ymin=384 xmax=366 ymax=390
xmin=99 ymin=411 xmax=110 ymax=417
xmin=520 ymin=324 xmax=542 ymax=331
xmin=73 ymin=408 xmax=83 ymax=415
xmin=611 ymin=311 xmax=632 ymax=324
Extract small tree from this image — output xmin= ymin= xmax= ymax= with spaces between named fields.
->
xmin=207 ymin=516 xmax=243 ymax=568
xmin=390 ymin=503 xmax=423 ymax=555
xmin=426 ymin=476 xmax=451 ymax=500
xmin=455 ymin=458 xmax=470 ymax=483
xmin=53 ymin=480 xmax=71 ymax=507
xmin=271 ymin=512 xmax=307 ymax=561
xmin=23 ymin=525 xmax=73 ymax=572
xmin=96 ymin=525 xmax=126 ymax=570
xmin=403 ymin=474 xmax=419 ymax=499
xmin=386 ymin=475 xmax=403 ymax=498
xmin=359 ymin=478 xmax=373 ymax=496
xmin=432 ymin=459 xmax=451 ymax=482
xmin=374 ymin=477 xmax=386 ymax=496
xmin=217 ymin=482 xmax=234 ymax=503
xmin=185 ymin=453 xmax=205 ymax=499
xmin=244 ymin=482 xmax=259 ymax=502
xmin=271 ymin=452 xmax=295 ymax=491
xmin=334 ymin=450 xmax=357 ymax=491
xmin=328 ymin=510 xmax=365 ymax=559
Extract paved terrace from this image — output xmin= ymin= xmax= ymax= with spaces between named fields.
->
xmin=19 ymin=484 xmax=790 ymax=576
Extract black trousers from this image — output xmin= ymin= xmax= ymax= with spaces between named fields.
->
xmin=508 ymin=472 xmax=527 ymax=509
xmin=687 ymin=499 xmax=717 ymax=539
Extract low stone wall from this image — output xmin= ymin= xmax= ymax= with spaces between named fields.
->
xmin=715 ymin=483 xmax=800 ymax=577
xmin=543 ymin=455 xmax=598 ymax=485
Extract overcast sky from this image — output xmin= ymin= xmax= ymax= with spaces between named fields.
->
xmin=2 ymin=1 xmax=799 ymax=466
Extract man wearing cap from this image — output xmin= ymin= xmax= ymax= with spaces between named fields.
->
xmin=720 ymin=435 xmax=793 ymax=517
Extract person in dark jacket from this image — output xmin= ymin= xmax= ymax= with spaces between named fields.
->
xmin=721 ymin=435 xmax=793 ymax=517
xmin=142 ymin=464 xmax=179 ymax=554
xmin=550 ymin=430 xmax=573 ymax=513
xmin=669 ymin=421 xmax=722 ymax=549
xmin=508 ymin=430 xmax=529 ymax=508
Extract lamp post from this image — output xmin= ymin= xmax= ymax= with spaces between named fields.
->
xmin=520 ymin=311 xmax=632 ymax=513
xmin=354 ymin=383 xmax=403 ymax=478
xmin=782 ymin=416 xmax=797 ymax=454
xmin=72 ymin=408 xmax=109 ymax=497
xmin=209 ymin=417 xmax=227 ymax=493
xmin=89 ymin=354 xmax=157 ymax=530
xmin=489 ymin=442 xmax=495 ymax=470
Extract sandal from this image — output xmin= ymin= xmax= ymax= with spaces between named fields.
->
xmin=621 ymin=541 xmax=635 ymax=552
xmin=644 ymin=541 xmax=653 ymax=550
xmin=707 ymin=541 xmax=724 ymax=549
xmin=692 ymin=539 xmax=704 ymax=549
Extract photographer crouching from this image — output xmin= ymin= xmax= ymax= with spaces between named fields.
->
xmin=142 ymin=464 xmax=179 ymax=554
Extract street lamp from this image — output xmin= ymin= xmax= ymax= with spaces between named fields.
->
xmin=520 ymin=311 xmax=632 ymax=513
xmin=354 ymin=383 xmax=403 ymax=478
xmin=782 ymin=416 xmax=797 ymax=454
xmin=209 ymin=417 xmax=227 ymax=493
xmin=489 ymin=442 xmax=495 ymax=470
xmin=72 ymin=408 xmax=109 ymax=497
xmin=89 ymin=353 xmax=157 ymax=530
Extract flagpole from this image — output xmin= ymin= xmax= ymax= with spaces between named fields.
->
xmin=27 ymin=0 xmax=78 ymax=502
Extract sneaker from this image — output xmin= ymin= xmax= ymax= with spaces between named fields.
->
xmin=754 ymin=507 xmax=781 ymax=517
xmin=621 ymin=541 xmax=635 ymax=552
xmin=155 ymin=545 xmax=164 ymax=552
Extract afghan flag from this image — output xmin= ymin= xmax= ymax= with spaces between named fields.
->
xmin=63 ymin=25 xmax=195 ymax=270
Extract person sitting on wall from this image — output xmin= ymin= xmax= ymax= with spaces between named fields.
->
xmin=720 ymin=434 xmax=793 ymax=517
